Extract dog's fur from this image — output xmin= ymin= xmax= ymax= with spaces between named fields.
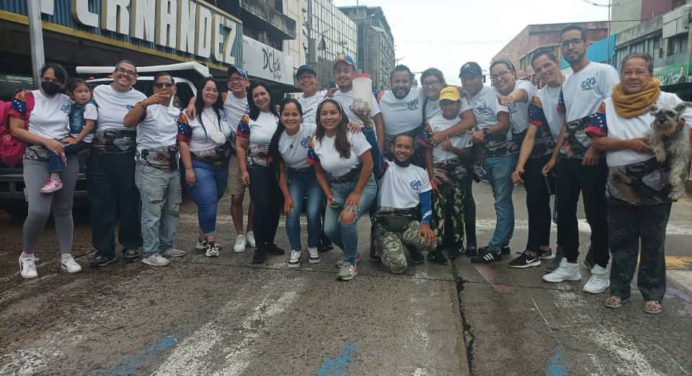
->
xmin=648 ymin=102 xmax=692 ymax=200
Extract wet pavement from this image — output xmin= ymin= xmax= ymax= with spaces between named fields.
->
xmin=0 ymin=184 xmax=690 ymax=375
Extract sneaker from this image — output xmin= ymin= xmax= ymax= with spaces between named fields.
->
xmin=335 ymin=254 xmax=361 ymax=268
xmin=582 ymin=264 xmax=609 ymax=294
xmin=539 ymin=248 xmax=555 ymax=260
xmin=60 ymin=255 xmax=82 ymax=273
xmin=18 ymin=256 xmax=38 ymax=279
xmin=508 ymin=251 xmax=541 ymax=268
xmin=288 ymin=250 xmax=302 ymax=267
xmin=583 ymin=245 xmax=595 ymax=269
xmin=162 ymin=248 xmax=186 ymax=258
xmin=543 ymin=259 xmax=581 ymax=283
xmin=205 ymin=242 xmax=220 ymax=257
xmin=123 ymin=248 xmax=140 ymax=262
xmin=545 ymin=246 xmax=564 ymax=273
xmin=337 ymin=262 xmax=358 ymax=281
xmin=471 ymin=249 xmax=502 ymax=264
xmin=246 ymin=232 xmax=257 ymax=248
xmin=308 ymin=248 xmax=321 ymax=264
xmin=427 ymin=251 xmax=448 ymax=265
xmin=195 ymin=238 xmax=207 ymax=251
xmin=233 ymin=235 xmax=247 ymax=253
xmin=141 ymin=253 xmax=170 ymax=267
xmin=40 ymin=178 xmax=63 ymax=194
xmin=410 ymin=248 xmax=425 ymax=265
xmin=478 ymin=245 xmax=510 ymax=256
xmin=90 ymin=254 xmax=116 ymax=267
xmin=266 ymin=244 xmax=286 ymax=256
xmin=465 ymin=245 xmax=478 ymax=258
xmin=252 ymin=248 xmax=266 ymax=264
xmin=318 ymin=238 xmax=333 ymax=252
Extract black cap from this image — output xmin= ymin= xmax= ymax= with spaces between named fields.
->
xmin=296 ymin=64 xmax=317 ymax=78
xmin=459 ymin=62 xmax=482 ymax=78
xmin=227 ymin=65 xmax=248 ymax=79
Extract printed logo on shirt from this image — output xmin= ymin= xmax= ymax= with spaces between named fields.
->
xmin=580 ymin=77 xmax=597 ymax=91
xmin=60 ymin=104 xmax=72 ymax=113
xmin=126 ymin=104 xmax=135 ymax=110
xmin=407 ymin=99 xmax=419 ymax=111
xmin=410 ymin=179 xmax=422 ymax=191
xmin=475 ymin=103 xmax=492 ymax=115
xmin=300 ymin=135 xmax=311 ymax=148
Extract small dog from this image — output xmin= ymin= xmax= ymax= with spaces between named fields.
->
xmin=648 ymin=102 xmax=692 ymax=200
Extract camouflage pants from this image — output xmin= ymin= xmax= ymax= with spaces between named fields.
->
xmin=432 ymin=180 xmax=466 ymax=251
xmin=374 ymin=221 xmax=433 ymax=274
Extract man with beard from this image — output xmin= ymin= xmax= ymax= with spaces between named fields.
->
xmin=542 ymin=25 xmax=618 ymax=294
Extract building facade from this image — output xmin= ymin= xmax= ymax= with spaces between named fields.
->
xmin=338 ymin=6 xmax=395 ymax=90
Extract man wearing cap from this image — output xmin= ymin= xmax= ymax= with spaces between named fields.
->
xmin=458 ymin=62 xmax=513 ymax=264
xmin=332 ymin=53 xmax=385 ymax=151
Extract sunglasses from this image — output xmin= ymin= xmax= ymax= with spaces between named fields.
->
xmin=154 ymin=82 xmax=174 ymax=88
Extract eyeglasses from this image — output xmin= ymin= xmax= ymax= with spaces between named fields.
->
xmin=154 ymin=82 xmax=174 ymax=88
xmin=560 ymin=38 xmax=584 ymax=48
xmin=115 ymin=67 xmax=137 ymax=76
xmin=422 ymin=80 xmax=440 ymax=87
xmin=490 ymin=71 xmax=512 ymax=81
xmin=228 ymin=77 xmax=247 ymax=83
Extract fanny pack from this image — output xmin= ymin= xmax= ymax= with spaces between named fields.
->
xmin=92 ymin=129 xmax=136 ymax=153
xmin=191 ymin=144 xmax=230 ymax=166
xmin=330 ymin=165 xmax=362 ymax=184
xmin=373 ymin=208 xmax=417 ymax=232
xmin=136 ymin=145 xmax=179 ymax=172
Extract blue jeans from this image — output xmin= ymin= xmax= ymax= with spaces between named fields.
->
xmin=484 ymin=154 xmax=517 ymax=253
xmin=324 ymin=175 xmax=377 ymax=264
xmin=48 ymin=141 xmax=90 ymax=173
xmin=185 ymin=159 xmax=228 ymax=236
xmin=135 ymin=164 xmax=182 ymax=256
xmin=285 ymin=168 xmax=324 ymax=251
xmin=248 ymin=165 xmax=281 ymax=249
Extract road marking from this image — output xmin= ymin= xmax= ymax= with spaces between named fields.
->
xmin=314 ymin=341 xmax=357 ymax=376
xmin=666 ymin=256 xmax=692 ymax=270
xmin=588 ymin=328 xmax=662 ymax=376
xmin=471 ymin=264 xmax=511 ymax=294
xmin=546 ymin=346 xmax=568 ymax=376
xmin=99 ymin=335 xmax=177 ymax=375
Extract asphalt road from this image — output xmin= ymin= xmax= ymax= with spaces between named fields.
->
xmin=0 ymin=183 xmax=690 ymax=376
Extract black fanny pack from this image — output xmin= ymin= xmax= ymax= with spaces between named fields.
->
xmin=373 ymin=208 xmax=417 ymax=232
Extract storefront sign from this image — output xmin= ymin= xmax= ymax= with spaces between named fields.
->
xmin=242 ymin=36 xmax=293 ymax=85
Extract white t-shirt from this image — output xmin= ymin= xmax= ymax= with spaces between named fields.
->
xmin=602 ymin=92 xmax=687 ymax=167
xmin=311 ymin=131 xmax=371 ymax=177
xmin=279 ymin=123 xmax=315 ymax=170
xmin=424 ymin=97 xmax=442 ymax=122
xmin=27 ymin=90 xmax=72 ymax=140
xmin=536 ymin=83 xmax=564 ymax=139
xmin=507 ymin=80 xmax=536 ymax=134
xmin=561 ymin=62 xmax=619 ymax=122
xmin=78 ymin=102 xmax=98 ymax=143
xmin=429 ymin=114 xmax=473 ymax=163
xmin=136 ymin=104 xmax=180 ymax=151
xmin=378 ymin=162 xmax=431 ymax=209
xmin=186 ymin=108 xmax=233 ymax=153
xmin=379 ymin=88 xmax=425 ymax=136
xmin=463 ymin=85 xmax=509 ymax=129
xmin=298 ymin=90 xmax=327 ymax=125
xmin=92 ymin=84 xmax=147 ymax=132
xmin=248 ymin=111 xmax=278 ymax=146
xmin=332 ymin=89 xmax=381 ymax=127
xmin=223 ymin=93 xmax=248 ymax=132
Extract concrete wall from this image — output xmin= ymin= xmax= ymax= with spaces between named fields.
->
xmin=611 ymin=0 xmax=643 ymax=35
xmin=283 ymin=0 xmax=306 ymax=74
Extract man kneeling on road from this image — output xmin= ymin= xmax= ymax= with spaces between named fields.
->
xmin=372 ymin=134 xmax=436 ymax=274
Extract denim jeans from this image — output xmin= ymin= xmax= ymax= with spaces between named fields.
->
xmin=48 ymin=141 xmax=90 ymax=173
xmin=285 ymin=168 xmax=324 ymax=251
xmin=248 ymin=165 xmax=281 ymax=249
xmin=484 ymin=154 xmax=517 ymax=253
xmin=88 ymin=150 xmax=142 ymax=257
xmin=135 ymin=164 xmax=182 ymax=256
xmin=324 ymin=175 xmax=377 ymax=264
xmin=185 ymin=159 xmax=228 ymax=236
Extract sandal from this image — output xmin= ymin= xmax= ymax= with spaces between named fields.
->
xmin=643 ymin=301 xmax=663 ymax=314
xmin=604 ymin=296 xmax=628 ymax=308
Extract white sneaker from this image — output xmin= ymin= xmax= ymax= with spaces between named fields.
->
xmin=246 ymin=232 xmax=256 ymax=248
xmin=308 ymin=248 xmax=321 ymax=264
xmin=60 ymin=255 xmax=82 ymax=273
xmin=195 ymin=238 xmax=207 ymax=251
xmin=18 ymin=256 xmax=38 ymax=279
xmin=337 ymin=262 xmax=358 ymax=281
xmin=233 ymin=234 xmax=247 ymax=253
xmin=161 ymin=248 xmax=186 ymax=258
xmin=205 ymin=242 xmax=220 ymax=257
xmin=288 ymin=250 xmax=302 ymax=268
xmin=583 ymin=264 xmax=610 ymax=294
xmin=141 ymin=253 xmax=171 ymax=267
xmin=543 ymin=259 xmax=581 ymax=283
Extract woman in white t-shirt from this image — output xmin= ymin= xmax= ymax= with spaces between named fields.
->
xmin=178 ymin=78 xmax=233 ymax=258
xmin=308 ymin=99 xmax=378 ymax=281
xmin=9 ymin=63 xmax=82 ymax=278
xmin=268 ymin=98 xmax=323 ymax=267
xmin=236 ymin=82 xmax=285 ymax=264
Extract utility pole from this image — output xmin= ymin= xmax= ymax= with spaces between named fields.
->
xmin=28 ymin=0 xmax=45 ymax=88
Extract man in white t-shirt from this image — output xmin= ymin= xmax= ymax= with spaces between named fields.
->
xmin=331 ymin=53 xmax=385 ymax=151
xmin=543 ymin=24 xmax=619 ymax=294
xmin=88 ymin=60 xmax=146 ymax=267
xmin=373 ymin=133 xmax=436 ymax=273
xmin=124 ymin=72 xmax=185 ymax=267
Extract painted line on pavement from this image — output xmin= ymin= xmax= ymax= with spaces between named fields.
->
xmin=588 ymin=328 xmax=663 ymax=376
xmin=470 ymin=264 xmax=511 ymax=294
xmin=666 ymin=256 xmax=692 ymax=270
xmin=98 ymin=335 xmax=178 ymax=376
xmin=314 ymin=341 xmax=357 ymax=376
xmin=546 ymin=346 xmax=568 ymax=376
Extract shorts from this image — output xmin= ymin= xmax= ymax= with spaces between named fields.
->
xmin=226 ymin=153 xmax=247 ymax=195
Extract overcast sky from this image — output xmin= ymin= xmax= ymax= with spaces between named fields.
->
xmin=332 ymin=0 xmax=609 ymax=84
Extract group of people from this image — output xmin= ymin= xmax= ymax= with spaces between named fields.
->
xmin=9 ymin=24 xmax=687 ymax=312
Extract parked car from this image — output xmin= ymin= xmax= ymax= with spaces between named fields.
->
xmin=0 ymin=62 xmax=209 ymax=218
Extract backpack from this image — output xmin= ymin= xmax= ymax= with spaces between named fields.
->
xmin=0 ymin=90 xmax=35 ymax=166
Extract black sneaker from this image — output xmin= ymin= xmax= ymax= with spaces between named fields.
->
xmin=465 ymin=245 xmax=478 ymax=258
xmin=123 ymin=248 xmax=140 ymax=262
xmin=477 ymin=245 xmax=510 ymax=256
xmin=427 ymin=251 xmax=448 ymax=265
xmin=252 ymin=248 xmax=266 ymax=264
xmin=583 ymin=245 xmax=594 ymax=269
xmin=410 ymin=248 xmax=425 ymax=264
xmin=471 ymin=249 xmax=502 ymax=264
xmin=90 ymin=254 xmax=116 ymax=267
xmin=539 ymin=248 xmax=555 ymax=260
xmin=266 ymin=244 xmax=286 ymax=256
xmin=318 ymin=242 xmax=334 ymax=253
xmin=508 ymin=251 xmax=541 ymax=268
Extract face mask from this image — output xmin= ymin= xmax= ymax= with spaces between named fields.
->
xmin=41 ymin=81 xmax=62 ymax=96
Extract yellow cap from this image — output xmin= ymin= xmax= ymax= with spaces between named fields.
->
xmin=439 ymin=86 xmax=461 ymax=102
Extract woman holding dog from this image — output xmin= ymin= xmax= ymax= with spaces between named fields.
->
xmin=586 ymin=52 xmax=690 ymax=314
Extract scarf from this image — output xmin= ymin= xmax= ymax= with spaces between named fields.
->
xmin=611 ymin=79 xmax=660 ymax=118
